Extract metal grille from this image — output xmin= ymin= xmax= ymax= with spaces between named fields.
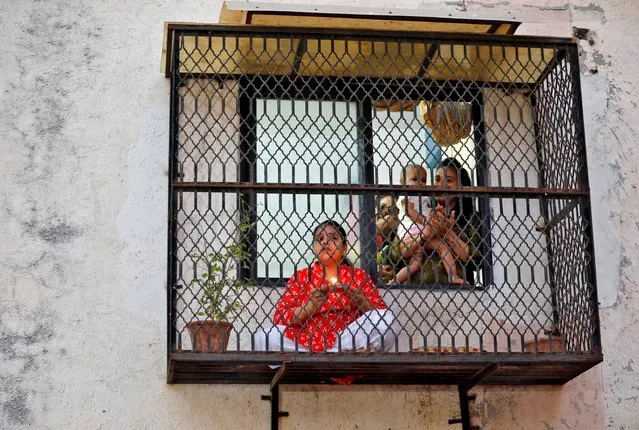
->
xmin=167 ymin=26 xmax=600 ymax=359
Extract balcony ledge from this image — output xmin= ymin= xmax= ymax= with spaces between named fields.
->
xmin=168 ymin=351 xmax=603 ymax=385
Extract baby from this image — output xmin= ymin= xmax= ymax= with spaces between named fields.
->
xmin=393 ymin=164 xmax=465 ymax=285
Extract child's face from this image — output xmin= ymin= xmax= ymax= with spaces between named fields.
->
xmin=404 ymin=166 xmax=427 ymax=187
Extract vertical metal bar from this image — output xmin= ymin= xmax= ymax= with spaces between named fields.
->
xmin=167 ymin=28 xmax=180 ymax=362
xmin=472 ymin=93 xmax=493 ymax=287
xmin=567 ymin=44 xmax=601 ymax=352
xmin=419 ymin=43 xmax=439 ymax=77
xmin=290 ymin=37 xmax=307 ymax=77
xmin=530 ymin=92 xmax=560 ymax=329
xmin=358 ymin=98 xmax=377 ymax=282
xmin=239 ymin=75 xmax=258 ymax=280
xmin=458 ymin=385 xmax=471 ymax=430
xmin=271 ymin=384 xmax=280 ymax=430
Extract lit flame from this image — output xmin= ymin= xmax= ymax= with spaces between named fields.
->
xmin=328 ymin=276 xmax=339 ymax=285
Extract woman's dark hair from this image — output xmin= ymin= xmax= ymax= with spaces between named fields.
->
xmin=312 ymin=220 xmax=353 ymax=266
xmin=437 ymin=158 xmax=474 ymax=228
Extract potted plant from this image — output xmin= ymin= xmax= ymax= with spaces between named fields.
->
xmin=524 ymin=324 xmax=565 ymax=353
xmin=187 ymin=221 xmax=253 ymax=352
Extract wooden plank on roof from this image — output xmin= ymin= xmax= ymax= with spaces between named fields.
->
xmin=219 ymin=1 xmax=248 ymax=25
xmin=219 ymin=1 xmax=520 ymax=34
xmin=247 ymin=13 xmax=494 ymax=33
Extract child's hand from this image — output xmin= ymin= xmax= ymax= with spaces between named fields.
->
xmin=405 ymin=200 xmax=416 ymax=215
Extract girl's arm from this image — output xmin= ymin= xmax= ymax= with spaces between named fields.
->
xmin=289 ymin=285 xmax=329 ymax=326
xmin=343 ymin=269 xmax=387 ymax=313
xmin=274 ymin=269 xmax=312 ymax=326
xmin=399 ymin=209 xmax=444 ymax=259
xmin=443 ymin=229 xmax=471 ymax=263
xmin=399 ymin=236 xmax=422 ymax=259
xmin=359 ymin=271 xmax=387 ymax=310
xmin=445 ymin=215 xmax=482 ymax=264
xmin=429 ymin=208 xmax=472 ymax=263
xmin=405 ymin=200 xmax=427 ymax=225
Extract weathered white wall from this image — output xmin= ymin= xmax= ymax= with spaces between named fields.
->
xmin=1 ymin=0 xmax=637 ymax=429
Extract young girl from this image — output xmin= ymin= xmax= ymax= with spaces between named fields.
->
xmin=393 ymin=164 xmax=466 ymax=285
xmin=254 ymin=220 xmax=397 ymax=352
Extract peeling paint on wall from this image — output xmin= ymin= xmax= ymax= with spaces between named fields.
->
xmin=574 ymin=3 xmax=604 ymax=15
xmin=524 ymin=4 xmax=568 ymax=12
xmin=0 ymin=303 xmax=58 ymax=428
xmin=23 ymin=216 xmax=82 ymax=244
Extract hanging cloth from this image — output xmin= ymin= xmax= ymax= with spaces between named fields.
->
xmin=423 ymin=128 xmax=442 ymax=173
xmin=374 ymin=99 xmax=415 ymax=112
xmin=419 ymin=101 xmax=472 ymax=148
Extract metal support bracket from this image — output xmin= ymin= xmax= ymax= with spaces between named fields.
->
xmin=261 ymin=362 xmax=290 ymax=430
xmin=536 ymin=198 xmax=580 ymax=233
xmin=262 ymin=362 xmax=500 ymax=430
xmin=448 ymin=363 xmax=499 ymax=430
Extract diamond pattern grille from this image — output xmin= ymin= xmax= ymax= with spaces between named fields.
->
xmin=168 ymin=28 xmax=599 ymax=356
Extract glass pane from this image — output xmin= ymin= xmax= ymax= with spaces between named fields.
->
xmin=256 ymin=99 xmax=360 ymax=184
xmin=256 ymin=99 xmax=361 ymax=279
xmin=256 ymin=193 xmax=361 ymax=279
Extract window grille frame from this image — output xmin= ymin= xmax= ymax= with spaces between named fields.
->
xmin=235 ymin=75 xmax=493 ymax=289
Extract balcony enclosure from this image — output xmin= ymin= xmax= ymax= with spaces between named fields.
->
xmin=165 ymin=25 xmax=602 ymax=386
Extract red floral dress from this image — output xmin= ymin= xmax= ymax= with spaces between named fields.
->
xmin=273 ymin=263 xmax=387 ymax=352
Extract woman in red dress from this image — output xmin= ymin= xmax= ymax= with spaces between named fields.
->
xmin=254 ymin=220 xmax=397 ymax=352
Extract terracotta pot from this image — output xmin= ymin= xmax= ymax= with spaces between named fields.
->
xmin=524 ymin=335 xmax=565 ymax=353
xmin=186 ymin=320 xmax=232 ymax=352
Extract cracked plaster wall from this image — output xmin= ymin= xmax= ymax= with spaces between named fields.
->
xmin=0 ymin=0 xmax=637 ymax=429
